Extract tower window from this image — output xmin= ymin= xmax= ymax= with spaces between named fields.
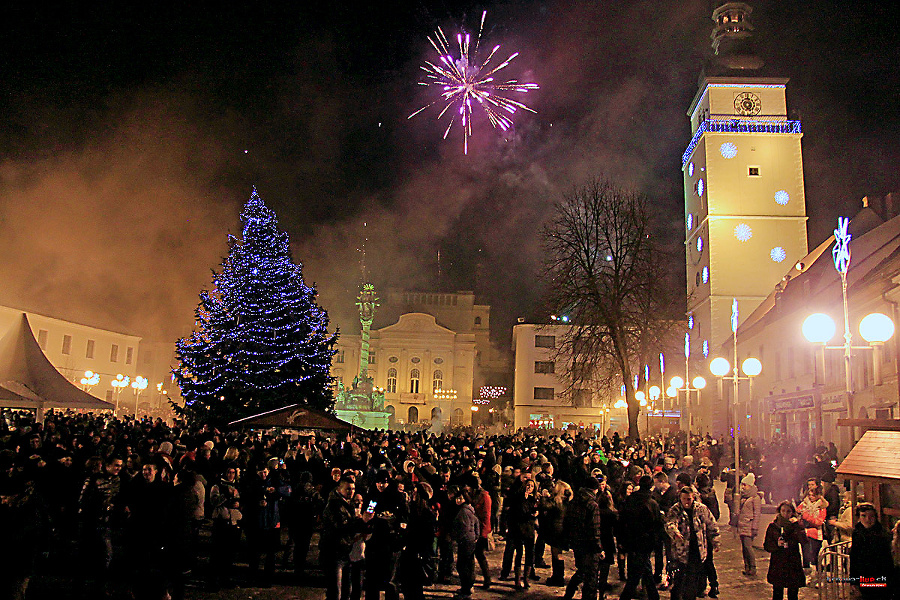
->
xmin=748 ymin=166 xmax=760 ymax=177
xmin=61 ymin=335 xmax=72 ymax=355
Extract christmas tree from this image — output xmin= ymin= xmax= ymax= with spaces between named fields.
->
xmin=173 ymin=188 xmax=337 ymax=424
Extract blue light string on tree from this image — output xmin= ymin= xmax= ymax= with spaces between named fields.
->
xmin=173 ymin=187 xmax=338 ymax=423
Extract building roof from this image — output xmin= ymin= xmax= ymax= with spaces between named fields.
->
xmin=836 ymin=430 xmax=900 ymax=481
xmin=228 ymin=403 xmax=354 ymax=431
xmin=0 ymin=313 xmax=114 ymax=411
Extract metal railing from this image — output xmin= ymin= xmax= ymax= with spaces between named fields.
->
xmin=682 ymin=118 xmax=803 ymax=165
xmin=818 ymin=540 xmax=851 ymax=600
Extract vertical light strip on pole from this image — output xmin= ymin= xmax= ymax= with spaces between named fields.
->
xmin=732 ymin=298 xmax=741 ymax=518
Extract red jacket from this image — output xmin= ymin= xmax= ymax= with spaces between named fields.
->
xmin=472 ymin=488 xmax=492 ymax=538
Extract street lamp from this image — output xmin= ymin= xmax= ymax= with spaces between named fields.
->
xmin=155 ymin=382 xmax=168 ymax=414
xmin=801 ymin=218 xmax=897 ymax=437
xmin=80 ymin=370 xmax=100 ymax=391
xmin=111 ymin=374 xmax=130 ymax=415
xmin=131 ymin=376 xmax=148 ymax=417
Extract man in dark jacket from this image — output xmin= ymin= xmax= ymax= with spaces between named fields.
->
xmin=451 ymin=487 xmax=481 ymax=599
xmin=562 ymin=477 xmax=603 ymax=600
xmin=321 ymin=476 xmax=372 ymax=600
xmin=620 ymin=475 xmax=663 ymax=600
xmin=652 ymin=471 xmax=678 ymax=588
xmin=848 ymin=503 xmax=892 ymax=599
xmin=696 ymin=473 xmax=720 ymax=598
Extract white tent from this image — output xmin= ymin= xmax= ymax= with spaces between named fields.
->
xmin=0 ymin=313 xmax=113 ymax=419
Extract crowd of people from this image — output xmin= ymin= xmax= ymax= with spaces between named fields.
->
xmin=1 ymin=410 xmax=899 ymax=600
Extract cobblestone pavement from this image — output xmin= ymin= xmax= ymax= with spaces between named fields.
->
xmin=186 ymin=483 xmax=821 ymax=600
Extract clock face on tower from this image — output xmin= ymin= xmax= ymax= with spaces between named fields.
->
xmin=734 ymin=92 xmax=762 ymax=116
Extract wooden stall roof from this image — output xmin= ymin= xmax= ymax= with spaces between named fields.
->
xmin=228 ymin=404 xmax=354 ymax=431
xmin=836 ymin=430 xmax=900 ymax=481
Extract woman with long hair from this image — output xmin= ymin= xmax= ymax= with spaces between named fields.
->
xmin=399 ymin=482 xmax=437 ymax=600
xmin=764 ymin=501 xmax=806 ymax=600
xmin=540 ymin=481 xmax=572 ymax=586
xmin=507 ymin=479 xmax=539 ymax=589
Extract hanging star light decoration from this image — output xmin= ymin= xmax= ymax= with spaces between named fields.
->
xmin=409 ymin=11 xmax=539 ymax=154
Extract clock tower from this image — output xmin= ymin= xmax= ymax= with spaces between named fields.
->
xmin=683 ymin=2 xmax=808 ymax=433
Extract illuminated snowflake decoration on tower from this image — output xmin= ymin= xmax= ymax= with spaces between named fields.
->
xmin=697 ymin=237 xmax=703 ymax=252
xmin=696 ymin=178 xmax=705 ymax=197
xmin=702 ymin=266 xmax=709 ymax=283
xmin=702 ymin=340 xmax=709 ymax=357
xmin=687 ymin=213 xmax=694 ymax=231
xmin=774 ymin=190 xmax=790 ymax=206
xmin=409 ymin=11 xmax=539 ymax=154
xmin=771 ymin=246 xmax=787 ymax=262
xmin=688 ymin=315 xmax=694 ymax=330
xmin=734 ymin=223 xmax=753 ymax=241
xmin=688 ymin=162 xmax=695 ymax=177
xmin=720 ymin=142 xmax=738 ymax=158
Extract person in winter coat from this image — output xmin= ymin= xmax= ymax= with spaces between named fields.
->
xmin=848 ymin=503 xmax=893 ymax=599
xmin=695 ymin=473 xmax=720 ymax=597
xmin=562 ymin=477 xmax=603 ymax=600
xmin=797 ymin=481 xmax=828 ymax=573
xmin=463 ymin=474 xmax=492 ymax=590
xmin=737 ymin=473 xmax=762 ymax=576
xmin=619 ymin=476 xmax=663 ymax=600
xmin=507 ymin=478 xmax=539 ymax=589
xmin=451 ymin=487 xmax=481 ymax=599
xmin=596 ymin=481 xmax=618 ymax=595
xmin=242 ymin=463 xmax=291 ymax=586
xmin=763 ymin=501 xmax=806 ymax=600
xmin=652 ymin=471 xmax=679 ymax=588
xmin=540 ymin=480 xmax=572 ymax=586
xmin=208 ymin=465 xmax=241 ymax=589
xmin=399 ymin=482 xmax=438 ymax=600
xmin=321 ymin=476 xmax=372 ymax=600
xmin=665 ymin=486 xmax=720 ymax=600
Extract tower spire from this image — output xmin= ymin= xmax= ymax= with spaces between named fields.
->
xmin=708 ymin=2 xmax=763 ymax=71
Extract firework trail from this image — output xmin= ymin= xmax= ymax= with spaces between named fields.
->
xmin=409 ymin=11 xmax=539 ymax=154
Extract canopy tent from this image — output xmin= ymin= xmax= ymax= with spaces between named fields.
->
xmin=228 ymin=404 xmax=354 ymax=432
xmin=0 ymin=313 xmax=114 ymax=418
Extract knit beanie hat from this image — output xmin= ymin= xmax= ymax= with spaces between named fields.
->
xmin=741 ymin=473 xmax=755 ymax=487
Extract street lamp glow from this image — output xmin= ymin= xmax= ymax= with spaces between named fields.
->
xmin=802 ymin=313 xmax=836 ymax=344
xmin=470 ymin=405 xmax=479 ymax=412
xmin=859 ymin=312 xmax=895 ymax=344
xmin=692 ymin=376 xmax=707 ymax=390
xmin=741 ymin=357 xmax=762 ymax=377
xmin=635 ymin=390 xmax=645 ymax=401
xmin=666 ymin=386 xmax=677 ymax=398
xmin=670 ymin=376 xmax=684 ymax=389
xmin=709 ymin=357 xmax=731 ymax=377
xmin=648 ymin=385 xmax=661 ymax=401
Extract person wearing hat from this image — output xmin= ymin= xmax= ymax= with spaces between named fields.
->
xmin=737 ymin=472 xmax=762 ymax=577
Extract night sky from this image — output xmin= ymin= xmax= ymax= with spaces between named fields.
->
xmin=0 ymin=1 xmax=897 ymax=347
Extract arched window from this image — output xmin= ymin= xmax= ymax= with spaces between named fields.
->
xmin=386 ymin=405 xmax=396 ymax=428
xmin=474 ymin=316 xmax=482 ymax=326
xmin=431 ymin=407 xmax=442 ymax=422
xmin=432 ymin=369 xmax=443 ymax=391
xmin=452 ymin=408 xmax=464 ymax=426
xmin=409 ymin=368 xmax=420 ymax=394
xmin=408 ymin=406 xmax=419 ymax=423
xmin=386 ymin=368 xmax=397 ymax=394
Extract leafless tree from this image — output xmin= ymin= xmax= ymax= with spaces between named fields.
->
xmin=543 ymin=178 xmax=676 ymax=440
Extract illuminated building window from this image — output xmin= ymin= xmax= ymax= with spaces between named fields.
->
xmin=774 ymin=190 xmax=790 ymax=205
xmin=720 ymin=142 xmax=738 ymax=158
xmin=748 ymin=166 xmax=760 ymax=177
xmin=432 ymin=369 xmax=443 ymax=391
xmin=409 ymin=368 xmax=420 ymax=394
xmin=771 ymin=247 xmax=787 ymax=262
xmin=734 ymin=223 xmax=752 ymax=241
xmin=386 ymin=368 xmax=397 ymax=393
